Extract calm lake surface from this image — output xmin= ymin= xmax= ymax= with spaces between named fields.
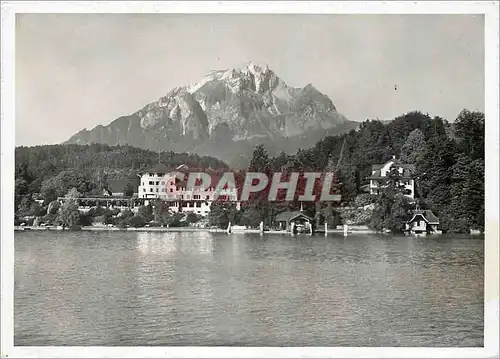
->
xmin=14 ymin=231 xmax=484 ymax=347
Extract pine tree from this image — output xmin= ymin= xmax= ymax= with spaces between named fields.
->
xmin=400 ymin=128 xmax=426 ymax=164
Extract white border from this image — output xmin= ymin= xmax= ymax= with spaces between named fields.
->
xmin=1 ymin=1 xmax=499 ymax=358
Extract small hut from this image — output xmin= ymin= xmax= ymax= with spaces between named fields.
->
xmin=406 ymin=209 xmax=440 ymax=234
xmin=275 ymin=211 xmax=314 ymax=233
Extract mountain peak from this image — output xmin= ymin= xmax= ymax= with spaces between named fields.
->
xmin=245 ymin=61 xmax=270 ymax=74
xmin=66 ymin=63 xmax=354 ymax=166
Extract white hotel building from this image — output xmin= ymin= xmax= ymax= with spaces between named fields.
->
xmin=137 ymin=164 xmax=238 ymax=216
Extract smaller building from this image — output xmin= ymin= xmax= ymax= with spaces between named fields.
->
xmin=275 ymin=211 xmax=314 ymax=233
xmin=368 ymin=156 xmax=415 ymax=199
xmin=406 ymin=209 xmax=440 ymax=234
xmin=107 ymin=178 xmax=140 ymax=197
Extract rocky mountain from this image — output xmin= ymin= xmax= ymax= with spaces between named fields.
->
xmin=65 ymin=62 xmax=358 ymax=168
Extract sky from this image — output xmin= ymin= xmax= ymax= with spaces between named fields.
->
xmin=15 ymin=14 xmax=484 ymax=146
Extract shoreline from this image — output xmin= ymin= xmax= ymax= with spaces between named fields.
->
xmin=14 ymin=225 xmax=378 ymax=235
xmin=14 ymin=225 xmax=485 ymax=237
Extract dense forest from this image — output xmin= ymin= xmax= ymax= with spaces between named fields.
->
xmin=14 ymin=109 xmax=484 ymax=234
xmin=255 ymin=108 xmax=484 ymax=233
xmin=14 ymin=144 xmax=227 ymax=217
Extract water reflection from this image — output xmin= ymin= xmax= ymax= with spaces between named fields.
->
xmin=136 ymin=232 xmax=178 ymax=256
xmin=136 ymin=231 xmax=215 ymax=256
xmin=15 ymin=232 xmax=484 ymax=347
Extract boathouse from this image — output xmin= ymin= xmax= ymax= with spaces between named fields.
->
xmin=275 ymin=211 xmax=314 ymax=233
xmin=406 ymin=209 xmax=440 ymax=234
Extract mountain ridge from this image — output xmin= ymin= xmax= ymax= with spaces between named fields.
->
xmin=65 ymin=62 xmax=358 ymax=167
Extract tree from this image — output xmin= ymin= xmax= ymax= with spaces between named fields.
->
xmin=15 ymin=179 xmax=29 ymax=211
xmin=56 ymin=188 xmax=82 ymax=229
xmin=153 ymin=200 xmax=172 ymax=225
xmin=416 ymin=137 xmax=456 ymax=214
xmin=339 ymin=194 xmax=377 ymax=226
xmin=443 ymin=155 xmax=484 ymax=233
xmin=129 ymin=215 xmax=146 ymax=228
xmin=454 ymin=109 xmax=484 ymax=161
xmin=17 ymin=196 xmax=33 ymax=218
xmin=40 ymin=170 xmax=90 ymax=200
xmin=56 ymin=202 xmax=80 ymax=229
xmin=185 ymin=212 xmax=200 ymax=225
xmin=95 ymin=169 xmax=109 ymax=194
xmin=66 ymin=187 xmax=81 ymax=200
xmin=249 ymin=144 xmax=270 ymax=172
xmin=47 ymin=200 xmax=60 ymax=214
xmin=368 ymin=166 xmax=413 ymax=232
xmin=78 ymin=213 xmax=93 ymax=226
xmin=239 ymin=206 xmax=264 ymax=228
xmin=123 ymin=183 xmax=135 ymax=197
xmin=137 ymin=205 xmax=153 ymax=222
xmin=208 ymin=202 xmax=237 ymax=228
xmin=400 ymin=128 xmax=426 ymax=164
xmin=30 ymin=202 xmax=47 ymax=217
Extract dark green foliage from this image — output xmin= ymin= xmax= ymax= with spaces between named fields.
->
xmin=56 ymin=202 xmax=80 ymax=229
xmin=31 ymin=202 xmax=47 ymax=217
xmin=123 ymin=183 xmax=135 ymax=197
xmin=17 ymin=196 xmax=33 ymax=218
xmin=129 ymin=215 xmax=146 ymax=228
xmin=40 ymin=169 xmax=94 ymax=201
xmin=152 ymin=200 xmax=173 ymax=226
xmin=208 ymin=202 xmax=238 ymax=228
xmin=13 ymin=108 xmax=484 ymax=234
xmin=14 ymin=143 xmax=228 ymax=217
xmin=400 ymin=128 xmax=426 ymax=165
xmin=262 ymin=108 xmax=484 ymax=234
xmin=78 ymin=213 xmax=93 ymax=226
xmin=137 ymin=205 xmax=153 ymax=222
xmin=239 ymin=206 xmax=264 ymax=228
xmin=15 ymin=144 xmax=227 ymax=183
xmin=454 ymin=110 xmax=484 ymax=161
xmin=185 ymin=212 xmax=200 ymax=225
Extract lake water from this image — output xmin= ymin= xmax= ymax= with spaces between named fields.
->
xmin=14 ymin=231 xmax=484 ymax=347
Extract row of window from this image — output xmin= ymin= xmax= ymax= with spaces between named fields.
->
xmin=140 ymin=187 xmax=211 ymax=199
xmin=142 ymin=187 xmax=171 ymax=193
xmin=142 ymin=181 xmax=167 ymax=186
xmin=371 ymin=180 xmax=413 ymax=186
xmin=143 ymin=173 xmax=165 ymax=177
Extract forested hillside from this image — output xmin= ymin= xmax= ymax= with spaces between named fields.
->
xmin=14 ymin=109 xmax=484 ymax=234
xmin=14 ymin=144 xmax=227 ymax=209
xmin=255 ymin=109 xmax=484 ymax=233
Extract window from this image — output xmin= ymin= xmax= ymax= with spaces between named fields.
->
xmin=150 ymin=188 xmax=153 ymax=192
xmin=143 ymin=188 xmax=146 ymax=192
xmin=156 ymin=188 xmax=159 ymax=192
xmin=157 ymin=173 xmax=164 ymax=177
xmin=206 ymin=195 xmax=210 ymax=200
xmin=155 ymin=181 xmax=159 ymax=185
xmin=142 ymin=182 xmax=144 ymax=186
xmin=149 ymin=173 xmax=154 ymax=177
xmin=161 ymin=181 xmax=165 ymax=185
xmin=169 ymin=188 xmax=173 ymax=193
xmin=161 ymin=188 xmax=165 ymax=192
xmin=149 ymin=181 xmax=154 ymax=185
xmin=194 ymin=195 xmax=200 ymax=199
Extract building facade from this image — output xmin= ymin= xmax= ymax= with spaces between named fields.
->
xmin=367 ymin=157 xmax=415 ymax=199
xmin=137 ymin=164 xmax=239 ymax=216
xmin=405 ymin=209 xmax=440 ymax=234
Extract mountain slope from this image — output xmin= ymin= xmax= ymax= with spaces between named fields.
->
xmin=66 ymin=62 xmax=358 ymax=167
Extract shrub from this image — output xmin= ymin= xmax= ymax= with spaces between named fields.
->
xmin=129 ymin=215 xmax=146 ymax=228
